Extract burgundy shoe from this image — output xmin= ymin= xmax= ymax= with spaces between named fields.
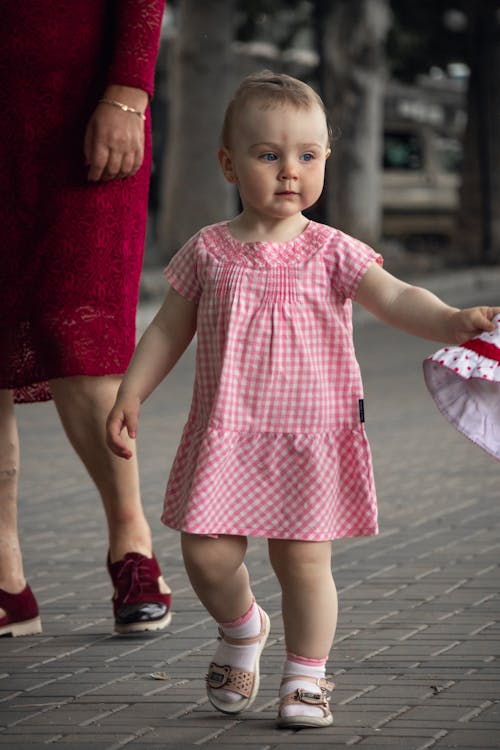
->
xmin=107 ymin=552 xmax=172 ymax=634
xmin=0 ymin=584 xmax=42 ymax=637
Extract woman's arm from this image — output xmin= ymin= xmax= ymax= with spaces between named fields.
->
xmin=355 ymin=262 xmax=500 ymax=344
xmin=106 ymin=287 xmax=197 ymax=459
xmin=85 ymin=0 xmax=165 ymax=181
xmin=106 ymin=0 xmax=165 ymax=97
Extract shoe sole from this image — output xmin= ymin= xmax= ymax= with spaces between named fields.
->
xmin=0 ymin=616 xmax=42 ymax=637
xmin=114 ymin=610 xmax=172 ymax=634
xmin=277 ymin=712 xmax=333 ymax=729
xmin=208 ymin=608 xmax=271 ymax=715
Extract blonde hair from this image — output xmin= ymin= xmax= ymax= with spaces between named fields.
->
xmin=221 ymin=70 xmax=332 ymax=148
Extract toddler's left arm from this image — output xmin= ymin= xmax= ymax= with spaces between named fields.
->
xmin=355 ymin=262 xmax=500 ymax=345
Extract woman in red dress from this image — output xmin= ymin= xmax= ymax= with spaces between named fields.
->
xmin=0 ymin=1 xmax=171 ymax=635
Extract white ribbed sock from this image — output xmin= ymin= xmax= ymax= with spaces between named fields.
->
xmin=279 ymin=656 xmax=327 ymax=718
xmin=210 ymin=600 xmax=262 ymax=704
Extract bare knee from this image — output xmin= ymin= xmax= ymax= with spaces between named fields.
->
xmin=50 ymin=375 xmax=122 ymax=414
xmin=181 ymin=533 xmax=247 ymax=586
xmin=0 ymin=448 xmax=19 ymax=496
xmin=269 ymin=539 xmax=332 ymax=584
xmin=0 ymin=441 xmax=18 ymax=478
xmin=0 ymin=465 xmax=18 ymax=483
xmin=0 ymin=391 xmax=19 ymax=489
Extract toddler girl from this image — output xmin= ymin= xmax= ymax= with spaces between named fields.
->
xmin=107 ymin=71 xmax=500 ymax=728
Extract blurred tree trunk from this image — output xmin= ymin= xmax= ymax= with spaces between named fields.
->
xmin=453 ymin=1 xmax=500 ymax=264
xmin=159 ymin=0 xmax=236 ymax=261
xmin=314 ymin=0 xmax=390 ymax=245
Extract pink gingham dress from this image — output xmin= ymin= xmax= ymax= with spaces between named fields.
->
xmin=161 ymin=220 xmax=381 ymax=541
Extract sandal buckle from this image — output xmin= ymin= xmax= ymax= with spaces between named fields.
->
xmin=206 ymin=663 xmax=231 ymax=689
xmin=295 ymin=688 xmax=325 ymax=706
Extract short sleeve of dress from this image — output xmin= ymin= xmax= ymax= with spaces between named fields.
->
xmin=163 ymin=232 xmax=202 ymax=303
xmin=324 ymin=228 xmax=383 ymax=300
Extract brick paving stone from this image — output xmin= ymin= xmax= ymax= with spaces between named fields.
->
xmin=1 ymin=280 xmax=499 ymax=749
xmin=426 ymin=729 xmax=500 ymax=747
xmin=0 ymin=745 xmax=115 ymax=750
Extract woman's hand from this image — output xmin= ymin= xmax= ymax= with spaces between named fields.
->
xmin=84 ymin=85 xmax=148 ymax=182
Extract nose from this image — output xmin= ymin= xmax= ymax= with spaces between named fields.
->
xmin=278 ymin=156 xmax=298 ymax=180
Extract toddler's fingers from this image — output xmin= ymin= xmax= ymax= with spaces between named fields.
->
xmin=125 ymin=413 xmax=138 ymax=440
xmin=455 ymin=307 xmax=500 ymax=344
xmin=486 ymin=306 xmax=500 ymax=324
xmin=115 ymin=443 xmax=134 ymax=460
xmin=474 ymin=307 xmax=500 ymax=332
xmin=106 ymin=412 xmax=134 ymax=459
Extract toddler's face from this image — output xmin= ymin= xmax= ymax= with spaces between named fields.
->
xmin=220 ymin=101 xmax=330 ymax=222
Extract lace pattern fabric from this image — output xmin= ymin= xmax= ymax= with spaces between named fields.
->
xmin=0 ymin=1 xmax=165 ymax=403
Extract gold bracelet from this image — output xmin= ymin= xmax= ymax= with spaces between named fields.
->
xmin=99 ymin=98 xmax=146 ymax=120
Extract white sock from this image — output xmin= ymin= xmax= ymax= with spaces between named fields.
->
xmin=209 ymin=600 xmax=262 ymax=704
xmin=279 ymin=655 xmax=328 ymax=718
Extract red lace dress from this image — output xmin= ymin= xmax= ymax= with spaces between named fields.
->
xmin=0 ymin=1 xmax=165 ymax=402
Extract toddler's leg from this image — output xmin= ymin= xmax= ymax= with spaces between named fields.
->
xmin=181 ymin=533 xmax=251 ymax=621
xmin=181 ymin=533 xmax=269 ymax=714
xmin=269 ymin=539 xmax=337 ymax=727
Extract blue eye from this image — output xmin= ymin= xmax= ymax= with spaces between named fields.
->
xmin=301 ymin=153 xmax=314 ymax=162
xmin=261 ymin=153 xmax=277 ymax=161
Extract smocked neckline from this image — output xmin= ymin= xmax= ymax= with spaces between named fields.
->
xmin=212 ymin=220 xmax=332 ymax=268
xmin=223 ymin=220 xmax=314 ymax=248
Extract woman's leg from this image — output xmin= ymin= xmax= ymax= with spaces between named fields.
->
xmin=268 ymin=539 xmax=337 ymax=726
xmin=182 ymin=533 xmax=269 ymax=712
xmin=0 ymin=389 xmax=41 ymax=635
xmin=50 ymin=375 xmax=171 ymax=631
xmin=0 ymin=390 xmax=23 ymax=592
xmin=50 ymin=375 xmax=150 ymax=559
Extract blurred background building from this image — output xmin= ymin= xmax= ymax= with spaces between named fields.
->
xmin=145 ymin=0 xmax=500 ymax=273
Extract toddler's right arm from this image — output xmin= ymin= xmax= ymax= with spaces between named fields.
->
xmin=106 ymin=287 xmax=197 ymax=459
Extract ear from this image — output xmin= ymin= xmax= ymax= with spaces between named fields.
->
xmin=218 ymin=147 xmax=238 ymax=184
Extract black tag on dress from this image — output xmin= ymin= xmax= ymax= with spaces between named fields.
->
xmin=358 ymin=399 xmax=365 ymax=423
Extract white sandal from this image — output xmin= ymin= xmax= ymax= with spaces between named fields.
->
xmin=206 ymin=606 xmax=270 ymax=715
xmin=277 ymin=675 xmax=335 ymax=728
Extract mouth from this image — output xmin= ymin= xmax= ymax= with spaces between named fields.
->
xmin=275 ymin=191 xmax=298 ymax=196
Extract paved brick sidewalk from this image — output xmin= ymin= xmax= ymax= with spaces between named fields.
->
xmin=1 ymin=280 xmax=499 ymax=749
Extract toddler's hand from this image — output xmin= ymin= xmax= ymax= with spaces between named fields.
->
xmin=450 ymin=306 xmax=500 ymax=345
xmin=106 ymin=395 xmax=141 ymax=460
